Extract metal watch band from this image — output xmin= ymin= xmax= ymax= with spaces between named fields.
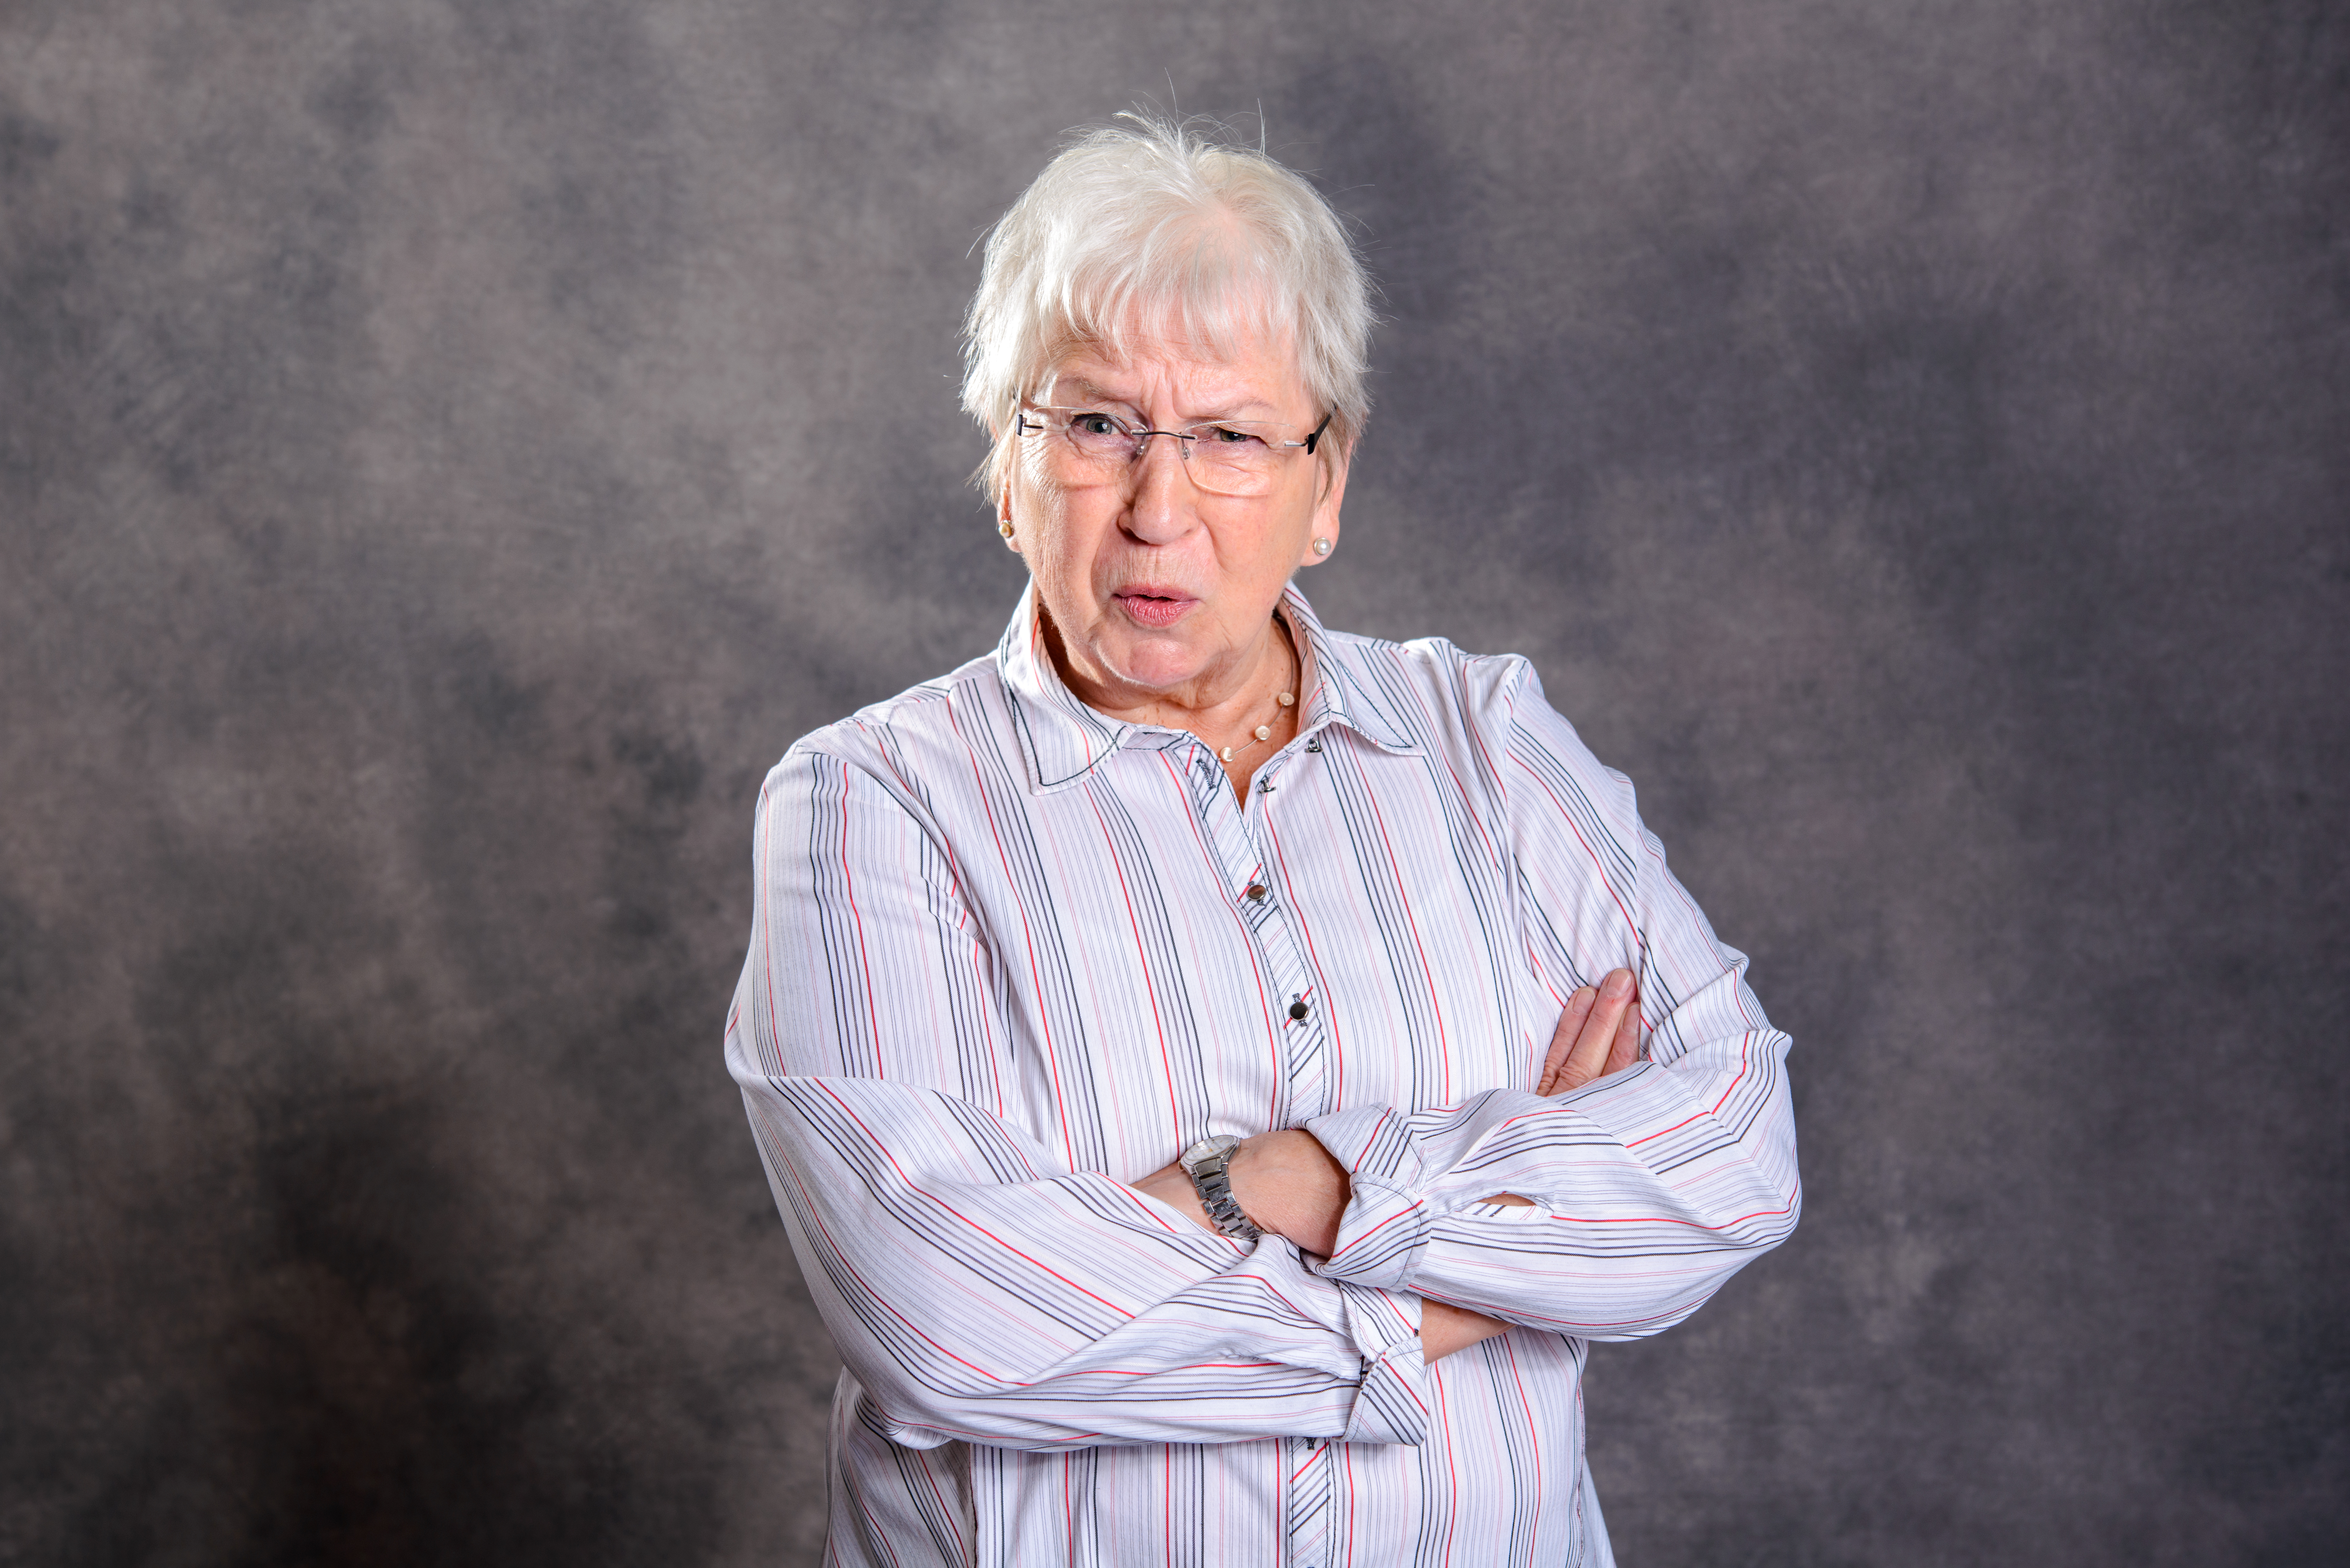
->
xmin=1179 ymin=1135 xmax=1262 ymax=1241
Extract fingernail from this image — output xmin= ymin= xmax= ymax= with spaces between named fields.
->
xmin=1602 ymin=970 xmax=1631 ymax=999
xmin=1569 ymin=985 xmax=1596 ymax=1007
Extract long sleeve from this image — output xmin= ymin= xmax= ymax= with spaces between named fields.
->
xmin=1306 ymin=659 xmax=1800 ymax=1340
xmin=732 ymin=592 xmax=1790 ymax=1566
xmin=726 ymin=738 xmax=1432 ymax=1452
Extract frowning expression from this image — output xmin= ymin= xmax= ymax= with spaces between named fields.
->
xmin=998 ymin=331 xmax=1346 ymax=718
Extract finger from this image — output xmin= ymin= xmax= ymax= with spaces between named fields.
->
xmin=1557 ymin=969 xmax=1635 ymax=1093
xmin=1537 ymin=985 xmax=1598 ymax=1095
xmin=1601 ymin=984 xmax=1642 ymax=1077
xmin=1537 ymin=985 xmax=1596 ymax=1094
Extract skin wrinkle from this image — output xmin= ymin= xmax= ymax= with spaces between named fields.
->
xmin=995 ymin=324 xmax=1343 ymax=795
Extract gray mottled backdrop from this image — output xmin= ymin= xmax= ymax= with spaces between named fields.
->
xmin=3 ymin=1 xmax=2343 ymax=1564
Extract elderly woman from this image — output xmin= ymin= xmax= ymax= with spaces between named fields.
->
xmin=728 ymin=119 xmax=1798 ymax=1567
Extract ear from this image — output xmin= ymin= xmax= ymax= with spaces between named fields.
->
xmin=1298 ymin=447 xmax=1349 ymax=569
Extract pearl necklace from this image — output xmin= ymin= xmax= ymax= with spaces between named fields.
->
xmin=1211 ymin=624 xmax=1299 ymax=765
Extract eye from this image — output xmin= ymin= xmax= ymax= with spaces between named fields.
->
xmin=1071 ymin=411 xmax=1125 ymax=438
xmin=1202 ymin=424 xmax=1268 ymax=447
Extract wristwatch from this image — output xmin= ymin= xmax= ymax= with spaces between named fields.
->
xmin=1179 ymin=1134 xmax=1262 ymax=1241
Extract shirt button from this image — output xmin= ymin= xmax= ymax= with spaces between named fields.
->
xmin=1289 ymin=998 xmax=1310 ymax=1021
xmin=1244 ymin=883 xmax=1267 ymax=902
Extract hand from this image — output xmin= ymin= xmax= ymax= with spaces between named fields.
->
xmin=1133 ymin=1128 xmax=1351 ymax=1258
xmin=1535 ymin=967 xmax=1642 ymax=1096
xmin=1133 ymin=977 xmax=1642 ymax=1361
xmin=1136 ymin=971 xmax=1645 ymax=1236
xmin=1480 ymin=968 xmax=1644 ymax=1210
xmin=1138 ymin=1146 xmax=1507 ymax=1367
xmin=1224 ymin=1129 xmax=1348 ymax=1257
xmin=1129 ymin=1131 xmax=1353 ymax=1258
xmin=1433 ymin=977 xmax=1643 ymax=1355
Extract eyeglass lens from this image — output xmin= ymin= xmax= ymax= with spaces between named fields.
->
xmin=1033 ymin=411 xmax=1297 ymax=496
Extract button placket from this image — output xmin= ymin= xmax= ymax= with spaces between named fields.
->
xmin=1260 ymin=901 xmax=1328 ymax=1123
xmin=1186 ymin=741 xmax=1330 ymax=1125
xmin=1285 ymin=1436 xmax=1335 ymax=1568
xmin=1249 ymin=752 xmax=1333 ymax=1124
xmin=1243 ymin=890 xmax=1330 ymax=1127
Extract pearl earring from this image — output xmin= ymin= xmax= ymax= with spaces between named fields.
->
xmin=998 ymin=520 xmax=1015 ymax=539
xmin=1312 ymin=537 xmax=1332 ymax=556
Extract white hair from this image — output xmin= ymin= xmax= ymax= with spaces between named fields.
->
xmin=960 ymin=114 xmax=1375 ymax=499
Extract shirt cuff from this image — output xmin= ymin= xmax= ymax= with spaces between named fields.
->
xmin=1303 ymin=1105 xmax=1435 ymax=1292
xmin=1333 ymin=1280 xmax=1430 ymax=1446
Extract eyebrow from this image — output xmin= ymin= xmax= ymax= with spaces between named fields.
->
xmin=1054 ymin=376 xmax=1280 ymax=422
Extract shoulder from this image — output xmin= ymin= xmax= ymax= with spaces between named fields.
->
xmin=1316 ymin=622 xmax=1544 ymax=747
xmin=1320 ymin=622 xmax=1628 ymax=817
xmin=762 ymin=650 xmax=1008 ymax=805
xmin=1357 ymin=627 xmax=1534 ymax=697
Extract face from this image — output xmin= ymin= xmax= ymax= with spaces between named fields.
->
xmin=998 ymin=330 xmax=1346 ymax=718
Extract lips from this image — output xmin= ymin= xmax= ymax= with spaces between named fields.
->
xmin=1112 ymin=589 xmax=1197 ymax=629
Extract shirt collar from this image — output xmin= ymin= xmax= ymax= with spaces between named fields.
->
xmin=997 ymin=583 xmax=1421 ymax=795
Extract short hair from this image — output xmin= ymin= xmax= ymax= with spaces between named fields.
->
xmin=960 ymin=114 xmax=1375 ymax=500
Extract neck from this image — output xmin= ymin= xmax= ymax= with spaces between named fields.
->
xmin=1042 ymin=599 xmax=1298 ymax=744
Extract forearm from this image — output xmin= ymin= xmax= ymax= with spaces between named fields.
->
xmin=744 ymin=1073 xmax=1435 ymax=1449
xmin=738 ymin=747 xmax=1444 ymax=1447
xmin=1307 ymin=1030 xmax=1800 ymax=1338
xmin=1132 ymin=972 xmax=1653 ymax=1359
xmin=1137 ymin=1130 xmax=1512 ymax=1363
xmin=1416 ymin=1299 xmax=1513 ymax=1360
xmin=1461 ymin=656 xmax=1801 ymax=1335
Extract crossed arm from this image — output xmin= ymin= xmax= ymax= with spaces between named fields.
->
xmin=1130 ymin=969 xmax=1646 ymax=1361
xmin=732 ymin=675 xmax=1798 ymax=1451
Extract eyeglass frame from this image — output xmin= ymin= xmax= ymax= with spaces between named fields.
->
xmin=1013 ymin=403 xmax=1334 ymax=472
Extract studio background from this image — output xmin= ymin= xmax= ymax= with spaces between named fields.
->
xmin=4 ymin=2 xmax=2343 ymax=1564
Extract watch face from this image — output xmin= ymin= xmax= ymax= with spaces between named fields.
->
xmin=1181 ymin=1134 xmax=1239 ymax=1170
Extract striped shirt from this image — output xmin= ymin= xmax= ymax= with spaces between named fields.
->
xmin=727 ymin=585 xmax=1799 ymax=1566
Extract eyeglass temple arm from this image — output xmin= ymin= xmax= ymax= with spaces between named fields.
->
xmin=1301 ymin=411 xmax=1332 ymax=455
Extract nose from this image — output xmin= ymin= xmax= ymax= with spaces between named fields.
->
xmin=1122 ymin=431 xmax=1199 ymax=544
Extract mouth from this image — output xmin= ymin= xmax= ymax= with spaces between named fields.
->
xmin=1111 ymin=588 xmax=1198 ymax=629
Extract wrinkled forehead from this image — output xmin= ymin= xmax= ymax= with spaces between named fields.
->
xmin=1040 ymin=332 xmax=1308 ymax=416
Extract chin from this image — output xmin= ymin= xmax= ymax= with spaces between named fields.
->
xmin=1104 ymin=642 xmax=1206 ymax=693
